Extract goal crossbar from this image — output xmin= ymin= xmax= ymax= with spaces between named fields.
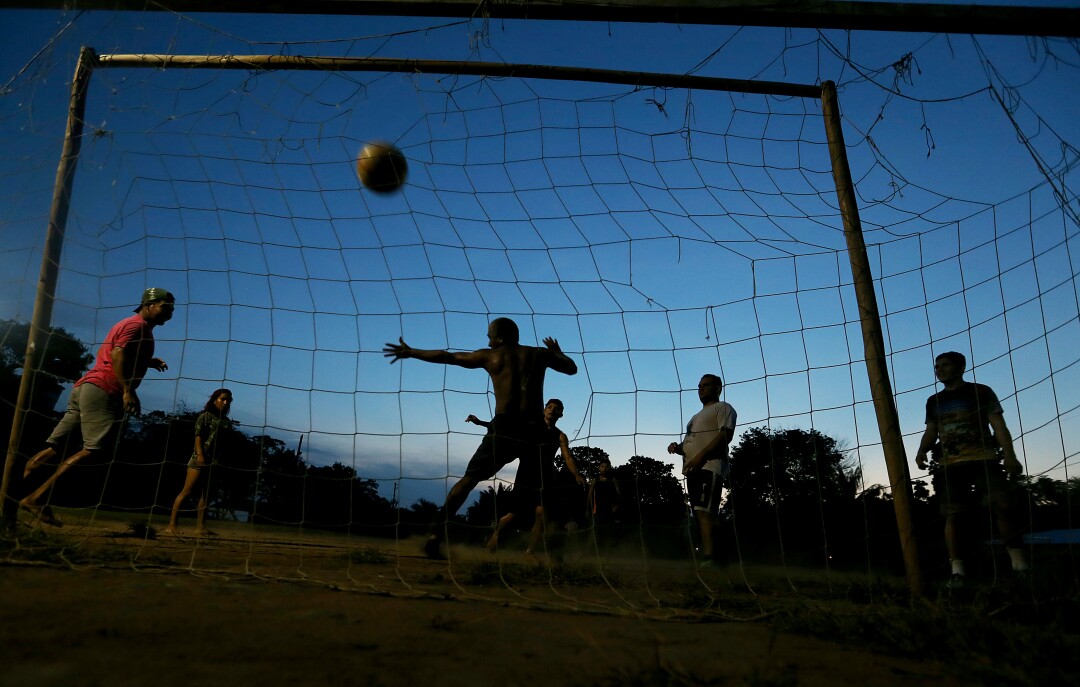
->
xmin=95 ymin=53 xmax=823 ymax=99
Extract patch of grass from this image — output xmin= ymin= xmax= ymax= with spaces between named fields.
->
xmin=343 ymin=546 xmax=389 ymax=565
xmin=462 ymin=560 xmax=615 ymax=587
xmin=770 ymin=591 xmax=1080 ymax=686
xmin=106 ymin=520 xmax=158 ymax=540
xmin=589 ymin=663 xmax=728 ymax=687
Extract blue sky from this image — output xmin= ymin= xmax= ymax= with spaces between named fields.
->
xmin=1 ymin=7 xmax=1078 ymax=509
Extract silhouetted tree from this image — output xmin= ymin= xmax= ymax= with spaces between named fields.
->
xmin=566 ymin=445 xmax=610 ymax=482
xmin=725 ymin=427 xmax=863 ymax=567
xmin=1 ymin=319 xmax=93 ymax=415
xmin=613 ymin=455 xmax=685 ymax=527
xmin=465 ymin=484 xmax=514 ymax=527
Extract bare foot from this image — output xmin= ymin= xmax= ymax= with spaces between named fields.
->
xmin=523 ymin=549 xmax=541 ymax=566
xmin=162 ymin=526 xmax=182 ymax=535
xmin=19 ymin=500 xmax=63 ymax=527
xmin=193 ymin=529 xmax=217 ymax=537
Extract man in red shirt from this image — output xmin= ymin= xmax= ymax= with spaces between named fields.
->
xmin=20 ymin=288 xmax=175 ymax=525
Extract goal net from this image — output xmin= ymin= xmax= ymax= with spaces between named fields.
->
xmin=2 ymin=21 xmax=1077 ymax=608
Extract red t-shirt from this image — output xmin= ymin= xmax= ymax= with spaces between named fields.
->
xmin=76 ymin=314 xmax=155 ymax=397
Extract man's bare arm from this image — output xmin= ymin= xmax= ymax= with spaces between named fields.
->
xmin=988 ymin=412 xmax=1022 ymax=476
xmin=384 ymin=338 xmax=488 ymax=369
xmin=542 ymin=337 xmax=577 ymax=375
xmin=559 ymin=433 xmax=584 ymax=485
xmin=915 ymin=421 xmax=939 ymax=471
xmin=111 ymin=346 xmax=141 ymax=415
xmin=466 ymin=414 xmax=492 ymax=429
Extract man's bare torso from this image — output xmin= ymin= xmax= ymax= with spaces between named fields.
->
xmin=485 ymin=344 xmax=549 ymax=417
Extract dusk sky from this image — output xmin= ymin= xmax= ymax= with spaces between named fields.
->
xmin=1 ymin=6 xmax=1077 ymax=510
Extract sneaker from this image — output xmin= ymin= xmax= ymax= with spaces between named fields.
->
xmin=945 ymin=574 xmax=966 ymax=590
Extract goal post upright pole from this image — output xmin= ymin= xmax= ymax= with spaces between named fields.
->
xmin=1 ymin=47 xmax=97 ymax=526
xmin=820 ymin=80 xmax=924 ymax=597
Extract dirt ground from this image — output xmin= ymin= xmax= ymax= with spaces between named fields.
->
xmin=1 ymin=514 xmax=970 ymax=687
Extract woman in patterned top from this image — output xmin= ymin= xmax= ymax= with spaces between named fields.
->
xmin=164 ymin=388 xmax=233 ymax=536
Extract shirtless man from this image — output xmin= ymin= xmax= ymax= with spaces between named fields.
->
xmin=384 ymin=317 xmax=578 ymax=558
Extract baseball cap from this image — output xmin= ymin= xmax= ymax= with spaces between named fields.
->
xmin=134 ymin=287 xmax=176 ymax=312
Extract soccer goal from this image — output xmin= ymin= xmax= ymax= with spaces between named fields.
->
xmin=2 ymin=39 xmax=1077 ymax=606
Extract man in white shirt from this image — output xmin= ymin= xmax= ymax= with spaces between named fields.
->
xmin=668 ymin=374 xmax=737 ymax=567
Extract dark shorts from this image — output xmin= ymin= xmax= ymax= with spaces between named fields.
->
xmin=511 ymin=455 xmax=556 ymax=513
xmin=463 ymin=414 xmax=548 ymax=482
xmin=687 ymin=468 xmax=724 ymax=515
xmin=937 ymin=460 xmax=1014 ymax=515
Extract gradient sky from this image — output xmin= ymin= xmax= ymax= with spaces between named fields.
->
xmin=1 ymin=7 xmax=1077 ymax=510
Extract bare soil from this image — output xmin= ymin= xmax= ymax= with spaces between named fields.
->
xmin=0 ymin=513 xmax=971 ymax=687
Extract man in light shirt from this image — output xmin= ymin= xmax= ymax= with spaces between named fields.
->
xmin=668 ymin=374 xmax=737 ymax=568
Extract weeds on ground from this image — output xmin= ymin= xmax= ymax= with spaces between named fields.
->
xmin=463 ymin=560 xmax=615 ymax=587
xmin=769 ymin=576 xmax=1080 ymax=686
xmin=1 ymin=528 xmax=174 ymax=567
xmin=106 ymin=520 xmax=158 ymax=540
xmin=343 ymin=546 xmax=389 ymax=565
xmin=590 ymin=664 xmax=726 ymax=687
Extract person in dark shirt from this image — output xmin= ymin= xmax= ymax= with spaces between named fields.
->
xmin=915 ymin=351 xmax=1028 ymax=588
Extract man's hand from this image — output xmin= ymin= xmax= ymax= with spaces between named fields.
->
xmin=682 ymin=455 xmax=703 ymax=474
xmin=915 ymin=452 xmax=928 ymax=471
xmin=1003 ymin=453 xmax=1023 ymax=478
xmin=149 ymin=357 xmax=168 ymax=372
xmin=667 ymin=442 xmax=682 ymax=456
xmin=572 ymin=472 xmax=585 ymax=486
xmin=123 ymin=390 xmax=141 ymax=416
xmin=383 ymin=338 xmax=411 ymax=363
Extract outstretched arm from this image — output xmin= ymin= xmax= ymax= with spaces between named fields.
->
xmin=542 ymin=337 xmax=577 ymax=375
xmin=384 ymin=338 xmax=488 ymax=368
xmin=466 ymin=414 xmax=492 ymax=429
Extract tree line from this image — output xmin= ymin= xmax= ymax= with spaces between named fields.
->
xmin=3 ymin=320 xmax=1077 ymax=573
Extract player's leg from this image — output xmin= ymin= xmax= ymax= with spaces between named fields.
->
xmin=20 ymin=447 xmax=90 ymax=524
xmin=525 ymin=505 xmax=546 ymax=563
xmin=165 ymin=467 xmax=202 ymax=534
xmin=24 ymin=385 xmax=84 ymax=480
xmin=22 ymin=446 xmax=59 ymax=479
xmin=983 ymin=462 xmax=1028 ymax=573
xmin=941 ymin=463 xmax=972 ymax=585
xmin=194 ymin=481 xmax=212 ymax=536
xmin=487 ymin=512 xmax=516 ymax=552
xmin=696 ymin=510 xmax=717 ymax=561
xmin=23 ymin=383 xmax=122 ymax=523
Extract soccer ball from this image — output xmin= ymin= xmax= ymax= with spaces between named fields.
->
xmin=356 ymin=141 xmax=408 ymax=193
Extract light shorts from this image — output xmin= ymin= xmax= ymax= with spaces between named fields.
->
xmin=46 ymin=382 xmax=123 ymax=453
